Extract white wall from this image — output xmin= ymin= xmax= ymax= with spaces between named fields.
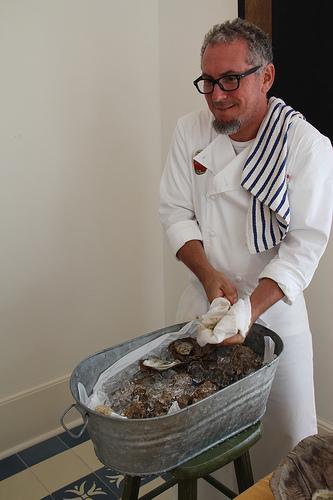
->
xmin=0 ymin=0 xmax=164 ymax=455
xmin=0 ymin=0 xmax=238 ymax=458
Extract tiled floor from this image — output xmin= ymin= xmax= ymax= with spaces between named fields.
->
xmin=0 ymin=425 xmax=175 ymax=499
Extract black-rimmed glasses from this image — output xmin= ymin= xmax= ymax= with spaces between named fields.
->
xmin=193 ymin=65 xmax=262 ymax=94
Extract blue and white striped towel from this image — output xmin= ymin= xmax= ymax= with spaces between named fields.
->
xmin=241 ymin=96 xmax=304 ymax=254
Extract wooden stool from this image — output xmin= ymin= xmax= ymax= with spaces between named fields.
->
xmin=122 ymin=421 xmax=262 ymax=500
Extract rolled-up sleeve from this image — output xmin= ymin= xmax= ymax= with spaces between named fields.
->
xmin=159 ymin=118 xmax=202 ymax=255
xmin=259 ymin=134 xmax=333 ymax=304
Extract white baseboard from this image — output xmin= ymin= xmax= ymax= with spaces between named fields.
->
xmin=317 ymin=416 xmax=333 ymax=435
xmin=0 ymin=375 xmax=82 ymax=460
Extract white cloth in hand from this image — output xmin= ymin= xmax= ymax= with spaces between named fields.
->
xmin=197 ymin=296 xmax=252 ymax=347
xmin=200 ymin=297 xmax=231 ymax=328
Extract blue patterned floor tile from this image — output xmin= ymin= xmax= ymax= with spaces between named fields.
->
xmin=51 ymin=472 xmax=117 ymax=499
xmin=17 ymin=436 xmax=68 ymax=467
xmin=57 ymin=424 xmax=90 ymax=449
xmin=0 ymin=453 xmax=27 ymax=480
xmin=94 ymin=466 xmax=157 ymax=497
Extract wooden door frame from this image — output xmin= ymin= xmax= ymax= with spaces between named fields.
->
xmin=238 ymin=0 xmax=272 ymax=37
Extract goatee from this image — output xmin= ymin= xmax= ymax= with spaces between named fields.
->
xmin=213 ymin=118 xmax=241 ymax=135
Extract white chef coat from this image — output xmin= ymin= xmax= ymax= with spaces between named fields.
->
xmin=160 ymin=108 xmax=333 ymax=337
xmin=159 ymin=107 xmax=333 ymax=477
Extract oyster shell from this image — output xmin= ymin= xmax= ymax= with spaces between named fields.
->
xmin=140 ymin=357 xmax=183 ymax=371
xmin=94 ymin=405 xmax=127 ymax=419
xmin=192 ymin=380 xmax=218 ymax=403
xmin=95 ymin=404 xmax=114 ymax=416
xmin=124 ymin=401 xmax=147 ymax=419
xmin=230 ymin=345 xmax=262 ymax=377
xmin=168 ymin=337 xmax=216 ymax=362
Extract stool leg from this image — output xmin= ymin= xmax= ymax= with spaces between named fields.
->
xmin=178 ymin=478 xmax=197 ymax=500
xmin=122 ymin=475 xmax=141 ymax=500
xmin=234 ymin=451 xmax=254 ymax=493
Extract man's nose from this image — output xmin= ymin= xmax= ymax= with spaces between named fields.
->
xmin=211 ymin=83 xmax=228 ymax=100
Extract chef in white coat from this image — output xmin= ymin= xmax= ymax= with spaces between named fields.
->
xmin=159 ymin=18 xmax=333 ymax=479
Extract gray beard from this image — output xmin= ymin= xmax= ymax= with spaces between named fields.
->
xmin=213 ymin=118 xmax=241 ymax=135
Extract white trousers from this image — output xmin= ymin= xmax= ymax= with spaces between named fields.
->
xmin=250 ymin=330 xmax=317 ymax=480
xmin=198 ymin=331 xmax=317 ymax=494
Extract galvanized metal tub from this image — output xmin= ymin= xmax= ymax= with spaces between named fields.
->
xmin=61 ymin=322 xmax=283 ymax=476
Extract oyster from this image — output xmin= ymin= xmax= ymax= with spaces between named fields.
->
xmin=124 ymin=401 xmax=147 ymax=419
xmin=186 ymin=360 xmax=207 ymax=385
xmin=95 ymin=404 xmax=114 ymax=416
xmin=186 ymin=358 xmax=234 ymax=388
xmin=140 ymin=357 xmax=183 ymax=371
xmin=230 ymin=345 xmax=262 ymax=377
xmin=192 ymin=381 xmax=218 ymax=403
xmin=176 ymin=393 xmax=192 ymax=409
xmin=168 ymin=337 xmax=216 ymax=362
xmin=94 ymin=405 xmax=127 ymax=419
xmin=132 ymin=385 xmax=148 ymax=401
xmin=173 ymin=339 xmax=194 ymax=356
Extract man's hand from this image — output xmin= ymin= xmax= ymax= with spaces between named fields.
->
xmin=176 ymin=240 xmax=238 ymax=304
xmin=221 ymin=277 xmax=284 ymax=346
xmin=220 ymin=333 xmax=245 ymax=346
xmin=201 ymin=270 xmax=238 ymax=305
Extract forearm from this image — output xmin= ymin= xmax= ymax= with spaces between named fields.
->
xmin=176 ymin=240 xmax=214 ymax=285
xmin=250 ymin=278 xmax=284 ymax=324
xmin=176 ymin=240 xmax=238 ymax=303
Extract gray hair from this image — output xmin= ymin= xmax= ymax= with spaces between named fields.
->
xmin=201 ymin=17 xmax=273 ymax=66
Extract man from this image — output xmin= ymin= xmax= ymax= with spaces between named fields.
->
xmin=159 ymin=18 xmax=333 ymax=478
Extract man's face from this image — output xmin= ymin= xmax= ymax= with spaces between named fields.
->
xmin=201 ymin=39 xmax=271 ymax=141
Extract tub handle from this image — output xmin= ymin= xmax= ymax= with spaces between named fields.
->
xmin=60 ymin=403 xmax=89 ymax=438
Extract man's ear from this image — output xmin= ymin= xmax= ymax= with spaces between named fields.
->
xmin=262 ymin=63 xmax=275 ymax=93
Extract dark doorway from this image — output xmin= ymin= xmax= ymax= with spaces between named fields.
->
xmin=239 ymin=0 xmax=332 ymax=141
